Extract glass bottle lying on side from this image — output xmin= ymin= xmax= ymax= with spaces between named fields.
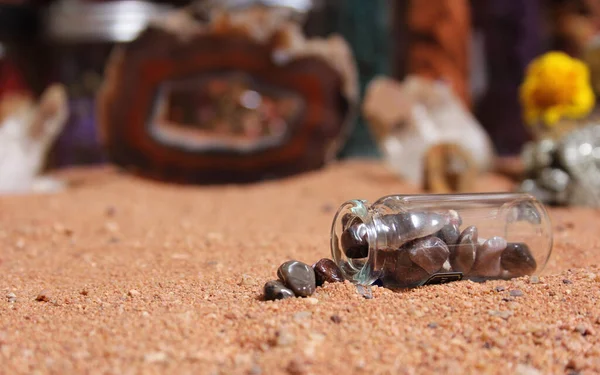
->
xmin=330 ymin=193 xmax=553 ymax=288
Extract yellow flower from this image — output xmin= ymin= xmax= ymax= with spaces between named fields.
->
xmin=520 ymin=51 xmax=595 ymax=127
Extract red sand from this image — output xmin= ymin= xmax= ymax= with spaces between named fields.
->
xmin=1 ymin=160 xmax=599 ymax=374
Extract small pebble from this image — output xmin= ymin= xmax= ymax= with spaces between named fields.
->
xmin=515 ymin=364 xmax=542 ymax=375
xmin=312 ymin=259 xmax=344 ymax=287
xmin=340 ymin=224 xmax=369 ymax=258
xmin=470 ymin=236 xmax=506 ymax=277
xmin=488 ymin=310 xmax=513 ymax=320
xmin=437 ymin=223 xmax=460 ymax=246
xmin=277 ymin=260 xmax=316 ymax=297
xmin=407 ymin=236 xmax=450 ymax=274
xmin=143 ymin=351 xmax=167 ymax=363
xmin=451 ymin=226 xmax=478 ymax=273
xmin=128 ymin=289 xmax=140 ymax=297
xmin=381 ymin=212 xmax=448 ymax=248
xmin=376 ymin=249 xmax=429 ymax=287
xmin=248 ymin=364 xmax=262 ymax=375
xmin=275 ymin=329 xmax=296 ymax=347
xmin=501 ymin=242 xmax=537 ymax=276
xmin=330 ymin=315 xmax=342 ymax=324
xmin=293 ymin=311 xmax=312 ymax=321
xmin=263 ymin=280 xmax=295 ymax=301
xmin=563 ymin=279 xmax=573 ymax=284
xmin=6 ymin=292 xmax=16 ymax=303
xmin=35 ymin=290 xmax=51 ymax=302
xmin=286 ymin=358 xmax=307 ymax=375
xmin=510 ymin=289 xmax=524 ymax=297
xmin=530 ymin=276 xmax=540 ymax=284
xmin=575 ymin=324 xmax=593 ymax=336
xmin=495 ymin=286 xmax=506 ymax=292
xmin=427 ymin=322 xmax=439 ymax=329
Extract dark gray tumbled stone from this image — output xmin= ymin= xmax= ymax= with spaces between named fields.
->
xmin=264 ymin=280 xmax=295 ymax=301
xmin=313 ymin=258 xmax=344 ymax=286
xmin=375 ymin=249 xmax=429 ymax=287
xmin=437 ymin=223 xmax=460 ymax=246
xmin=341 ymin=223 xmax=369 ymax=258
xmin=407 ymin=236 xmax=450 ymax=274
xmin=448 ymin=209 xmax=463 ymax=226
xmin=450 ymin=225 xmax=478 ymax=273
xmin=501 ymin=243 xmax=537 ymax=276
xmin=470 ymin=236 xmax=507 ymax=277
xmin=380 ymin=212 xmax=448 ymax=248
xmin=277 ymin=260 xmax=316 ymax=297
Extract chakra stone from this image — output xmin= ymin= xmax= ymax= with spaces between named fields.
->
xmin=438 ymin=259 xmax=452 ymax=272
xmin=470 ymin=236 xmax=507 ymax=277
xmin=277 ymin=260 xmax=317 ymax=297
xmin=375 ymin=249 xmax=429 ymax=288
xmin=407 ymin=236 xmax=450 ymax=274
xmin=500 ymin=242 xmax=537 ymax=276
xmin=437 ymin=223 xmax=460 ymax=246
xmin=379 ymin=212 xmax=448 ymax=248
xmin=313 ymin=258 xmax=344 ymax=286
xmin=450 ymin=225 xmax=478 ymax=273
xmin=448 ymin=209 xmax=462 ymax=226
xmin=341 ymin=223 xmax=369 ymax=258
xmin=263 ymin=280 xmax=295 ymax=301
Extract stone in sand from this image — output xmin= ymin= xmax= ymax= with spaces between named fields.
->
xmin=501 ymin=243 xmax=537 ymax=276
xmin=470 ymin=236 xmax=507 ymax=277
xmin=407 ymin=236 xmax=450 ymax=274
xmin=450 ymin=225 xmax=478 ymax=273
xmin=277 ymin=260 xmax=316 ymax=297
xmin=264 ymin=280 xmax=295 ymax=301
xmin=313 ymin=258 xmax=344 ymax=286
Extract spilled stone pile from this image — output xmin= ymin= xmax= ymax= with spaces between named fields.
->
xmin=263 ymin=259 xmax=344 ymax=301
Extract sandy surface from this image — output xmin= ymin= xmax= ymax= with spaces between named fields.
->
xmin=1 ymin=159 xmax=599 ymax=375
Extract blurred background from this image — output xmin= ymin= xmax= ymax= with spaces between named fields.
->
xmin=0 ymin=0 xmax=599 ymax=176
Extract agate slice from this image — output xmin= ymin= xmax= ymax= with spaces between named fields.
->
xmin=97 ymin=6 xmax=358 ymax=184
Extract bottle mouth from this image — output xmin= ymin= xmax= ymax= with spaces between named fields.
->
xmin=330 ymin=199 xmax=378 ymax=285
xmin=500 ymin=193 xmax=554 ymax=276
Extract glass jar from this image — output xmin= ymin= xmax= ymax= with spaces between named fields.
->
xmin=330 ymin=193 xmax=553 ymax=288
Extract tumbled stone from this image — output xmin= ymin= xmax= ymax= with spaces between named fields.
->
xmin=470 ymin=236 xmax=507 ymax=277
xmin=448 ymin=209 xmax=462 ymax=226
xmin=341 ymin=223 xmax=369 ymax=258
xmin=380 ymin=212 xmax=448 ymax=248
xmin=277 ymin=260 xmax=316 ymax=297
xmin=450 ymin=225 xmax=478 ymax=273
xmin=437 ymin=223 xmax=460 ymax=246
xmin=501 ymin=242 xmax=537 ymax=276
xmin=263 ymin=280 xmax=295 ymax=301
xmin=438 ymin=259 xmax=452 ymax=272
xmin=375 ymin=248 xmax=429 ymax=287
xmin=313 ymin=258 xmax=344 ymax=286
xmin=407 ymin=236 xmax=450 ymax=274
